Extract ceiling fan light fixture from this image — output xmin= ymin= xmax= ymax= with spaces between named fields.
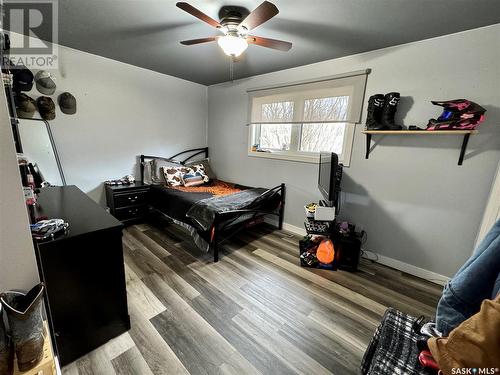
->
xmin=217 ymin=35 xmax=248 ymax=57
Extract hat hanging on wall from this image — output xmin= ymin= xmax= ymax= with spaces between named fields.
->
xmin=15 ymin=93 xmax=37 ymax=118
xmin=58 ymin=92 xmax=76 ymax=114
xmin=37 ymin=96 xmax=56 ymax=120
xmin=13 ymin=66 xmax=34 ymax=92
xmin=34 ymin=70 xmax=56 ymax=95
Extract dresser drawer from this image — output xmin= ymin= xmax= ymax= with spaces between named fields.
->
xmin=114 ymin=190 xmax=149 ymax=208
xmin=114 ymin=205 xmax=148 ymax=221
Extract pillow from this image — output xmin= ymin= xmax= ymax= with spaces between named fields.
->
xmin=188 ymin=164 xmax=210 ymax=183
xmin=152 ymin=158 xmax=181 ymax=184
xmin=185 ymin=158 xmax=216 ymax=180
xmin=142 ymin=160 xmax=154 ymax=184
xmin=162 ymin=165 xmax=193 ymax=186
xmin=182 ymin=174 xmax=204 ymax=187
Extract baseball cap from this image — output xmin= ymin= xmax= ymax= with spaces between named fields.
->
xmin=13 ymin=66 xmax=34 ymax=92
xmin=58 ymin=92 xmax=77 ymax=114
xmin=15 ymin=93 xmax=37 ymax=118
xmin=35 ymin=70 xmax=56 ymax=95
xmin=37 ymin=96 xmax=56 ymax=120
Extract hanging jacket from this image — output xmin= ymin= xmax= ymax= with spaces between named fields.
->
xmin=429 ymin=295 xmax=500 ymax=374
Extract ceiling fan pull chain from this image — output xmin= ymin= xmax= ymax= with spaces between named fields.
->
xmin=230 ymin=58 xmax=234 ymax=82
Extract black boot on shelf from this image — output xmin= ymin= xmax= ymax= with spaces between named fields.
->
xmin=381 ymin=92 xmax=403 ymax=130
xmin=365 ymin=94 xmax=386 ymax=130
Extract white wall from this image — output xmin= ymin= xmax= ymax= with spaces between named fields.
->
xmin=0 ymin=83 xmax=39 ymax=291
xmin=208 ymin=24 xmax=500 ymax=278
xmin=1 ymin=34 xmax=207 ymax=291
xmin=16 ymin=37 xmax=208 ymax=205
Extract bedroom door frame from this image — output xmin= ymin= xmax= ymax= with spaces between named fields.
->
xmin=475 ymin=160 xmax=500 ymax=250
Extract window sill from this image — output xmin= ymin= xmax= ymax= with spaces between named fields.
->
xmin=248 ymin=150 xmax=320 ymax=164
xmin=248 ymin=150 xmax=350 ymax=166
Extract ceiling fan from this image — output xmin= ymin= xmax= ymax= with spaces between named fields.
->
xmin=176 ymin=1 xmax=292 ymax=58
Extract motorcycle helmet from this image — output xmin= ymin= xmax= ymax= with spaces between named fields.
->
xmin=426 ymin=99 xmax=486 ymax=131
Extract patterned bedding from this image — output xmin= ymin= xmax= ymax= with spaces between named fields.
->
xmin=149 ymin=180 xmax=280 ymax=252
xmin=170 ymin=180 xmax=242 ymax=196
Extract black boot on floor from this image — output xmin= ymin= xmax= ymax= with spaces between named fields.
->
xmin=365 ymin=94 xmax=386 ymax=130
xmin=381 ymin=92 xmax=403 ymax=130
xmin=0 ymin=284 xmax=45 ymax=372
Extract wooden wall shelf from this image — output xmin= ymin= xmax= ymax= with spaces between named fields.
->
xmin=362 ymin=129 xmax=478 ymax=165
xmin=363 ymin=130 xmax=478 ymax=135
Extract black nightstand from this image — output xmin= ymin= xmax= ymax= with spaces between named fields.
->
xmin=105 ymin=182 xmax=150 ymax=224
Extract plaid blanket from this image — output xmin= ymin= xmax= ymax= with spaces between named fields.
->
xmin=361 ymin=308 xmax=435 ymax=375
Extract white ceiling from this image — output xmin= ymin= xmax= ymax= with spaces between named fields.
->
xmin=54 ymin=0 xmax=500 ymax=85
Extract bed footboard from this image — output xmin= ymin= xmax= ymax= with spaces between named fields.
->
xmin=209 ymin=183 xmax=285 ymax=262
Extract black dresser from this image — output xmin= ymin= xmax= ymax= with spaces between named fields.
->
xmin=34 ymin=186 xmax=130 ymax=366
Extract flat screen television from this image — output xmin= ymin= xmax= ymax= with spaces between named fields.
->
xmin=318 ymin=152 xmax=341 ymax=208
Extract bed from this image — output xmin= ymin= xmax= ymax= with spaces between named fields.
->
xmin=140 ymin=147 xmax=285 ymax=262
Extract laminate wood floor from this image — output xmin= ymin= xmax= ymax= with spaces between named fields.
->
xmin=63 ymin=222 xmax=442 ymax=375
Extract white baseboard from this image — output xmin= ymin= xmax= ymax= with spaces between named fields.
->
xmin=279 ymin=221 xmax=449 ymax=286
xmin=370 ymin=253 xmax=448 ymax=286
xmin=281 ymin=222 xmax=307 ymax=236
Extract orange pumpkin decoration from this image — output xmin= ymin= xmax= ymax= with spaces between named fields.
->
xmin=317 ymin=239 xmax=335 ymax=264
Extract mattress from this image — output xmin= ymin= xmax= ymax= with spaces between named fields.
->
xmin=149 ymin=183 xmax=213 ymax=224
xmin=150 ymin=180 xmax=280 ymax=226
xmin=149 ymin=180 xmax=281 ymax=252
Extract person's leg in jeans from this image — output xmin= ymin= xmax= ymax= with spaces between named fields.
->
xmin=492 ymin=272 xmax=500 ymax=299
xmin=436 ymin=219 xmax=500 ymax=335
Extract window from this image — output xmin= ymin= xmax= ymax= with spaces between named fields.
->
xmin=247 ymin=70 xmax=369 ymax=165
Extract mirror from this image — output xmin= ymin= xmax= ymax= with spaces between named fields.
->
xmin=16 ymin=118 xmax=66 ymax=186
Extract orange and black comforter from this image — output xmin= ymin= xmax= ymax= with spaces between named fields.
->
xmin=149 ymin=180 xmax=279 ymax=232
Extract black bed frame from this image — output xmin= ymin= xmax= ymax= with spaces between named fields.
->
xmin=140 ymin=147 xmax=285 ymax=262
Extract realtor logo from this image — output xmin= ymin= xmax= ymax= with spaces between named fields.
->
xmin=2 ymin=0 xmax=58 ymax=69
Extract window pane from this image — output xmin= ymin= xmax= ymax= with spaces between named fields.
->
xmin=261 ymin=101 xmax=294 ymax=122
xmin=300 ymin=123 xmax=346 ymax=154
xmin=259 ymin=123 xmax=292 ymax=151
xmin=303 ymin=96 xmax=349 ymax=122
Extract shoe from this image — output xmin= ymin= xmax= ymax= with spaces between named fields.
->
xmin=381 ymin=92 xmax=403 ymax=130
xmin=0 ymin=305 xmax=14 ymax=375
xmin=416 ymin=334 xmax=430 ymax=351
xmin=365 ymin=94 xmax=386 ymax=130
xmin=0 ymin=284 xmax=45 ymax=372
xmin=420 ymin=322 xmax=442 ymax=338
xmin=412 ymin=315 xmax=426 ymax=333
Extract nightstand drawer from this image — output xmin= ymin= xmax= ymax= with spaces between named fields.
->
xmin=114 ymin=191 xmax=149 ymax=208
xmin=114 ymin=205 xmax=148 ymax=221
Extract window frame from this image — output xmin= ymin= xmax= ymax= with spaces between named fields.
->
xmin=248 ymin=122 xmax=355 ymax=165
xmin=248 ymin=85 xmax=357 ymax=166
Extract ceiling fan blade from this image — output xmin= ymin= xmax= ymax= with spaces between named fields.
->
xmin=180 ymin=37 xmax=217 ymax=45
xmin=247 ymin=36 xmax=292 ymax=51
xmin=239 ymin=1 xmax=279 ymax=31
xmin=176 ymin=2 xmax=221 ymax=29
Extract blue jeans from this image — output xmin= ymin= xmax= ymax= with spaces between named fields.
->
xmin=435 ymin=219 xmax=500 ymax=335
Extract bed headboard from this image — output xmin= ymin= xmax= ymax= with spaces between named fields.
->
xmin=139 ymin=147 xmax=208 ymax=184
